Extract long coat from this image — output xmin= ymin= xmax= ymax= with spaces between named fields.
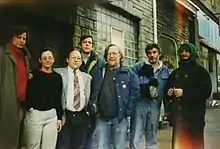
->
xmin=0 ymin=44 xmax=30 ymax=149
xmin=164 ymin=62 xmax=212 ymax=126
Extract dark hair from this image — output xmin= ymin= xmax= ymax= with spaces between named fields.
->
xmin=39 ymin=47 xmax=54 ymax=58
xmin=79 ymin=35 xmax=93 ymax=46
xmin=9 ymin=25 xmax=29 ymax=41
xmin=38 ymin=47 xmax=55 ymax=68
xmin=145 ymin=43 xmax=160 ymax=54
xmin=104 ymin=44 xmax=123 ymax=64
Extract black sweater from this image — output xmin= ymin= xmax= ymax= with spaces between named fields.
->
xmin=24 ymin=70 xmax=63 ymax=120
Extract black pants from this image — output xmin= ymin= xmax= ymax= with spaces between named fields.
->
xmin=172 ymin=120 xmax=204 ymax=149
xmin=83 ymin=116 xmax=96 ymax=149
xmin=56 ymin=110 xmax=90 ymax=149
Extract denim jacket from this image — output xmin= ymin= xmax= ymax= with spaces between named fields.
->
xmin=89 ymin=65 xmax=140 ymax=120
xmin=132 ymin=61 xmax=170 ymax=105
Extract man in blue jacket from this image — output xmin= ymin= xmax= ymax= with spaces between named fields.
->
xmin=130 ymin=43 xmax=170 ymax=149
xmin=89 ymin=44 xmax=140 ymax=149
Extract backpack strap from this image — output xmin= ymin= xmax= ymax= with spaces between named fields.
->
xmin=87 ymin=60 xmax=97 ymax=74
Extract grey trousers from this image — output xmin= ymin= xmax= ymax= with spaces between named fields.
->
xmin=23 ymin=108 xmax=57 ymax=149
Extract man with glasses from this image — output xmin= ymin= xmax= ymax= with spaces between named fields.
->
xmin=88 ymin=44 xmax=140 ymax=149
xmin=130 ymin=43 xmax=170 ymax=149
xmin=55 ymin=50 xmax=92 ymax=149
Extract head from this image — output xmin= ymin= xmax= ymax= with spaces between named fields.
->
xmin=178 ymin=43 xmax=197 ymax=63
xmin=104 ymin=44 xmax=123 ymax=68
xmin=9 ymin=26 xmax=29 ymax=49
xmin=39 ymin=48 xmax=55 ymax=69
xmin=145 ymin=43 xmax=160 ymax=64
xmin=66 ymin=50 xmax=82 ymax=70
xmin=79 ymin=35 xmax=93 ymax=54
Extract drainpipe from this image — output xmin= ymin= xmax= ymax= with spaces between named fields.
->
xmin=153 ymin=0 xmax=157 ymax=43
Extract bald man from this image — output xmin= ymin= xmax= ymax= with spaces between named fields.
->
xmin=54 ymin=50 xmax=92 ymax=149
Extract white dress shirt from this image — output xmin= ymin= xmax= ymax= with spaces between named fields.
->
xmin=66 ymin=66 xmax=86 ymax=112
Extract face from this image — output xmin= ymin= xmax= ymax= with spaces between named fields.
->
xmin=180 ymin=49 xmax=190 ymax=60
xmin=67 ymin=50 xmax=82 ymax=69
xmin=80 ymin=37 xmax=93 ymax=53
xmin=39 ymin=51 xmax=55 ymax=69
xmin=11 ymin=32 xmax=27 ymax=49
xmin=106 ymin=46 xmax=121 ymax=68
xmin=146 ymin=48 xmax=159 ymax=64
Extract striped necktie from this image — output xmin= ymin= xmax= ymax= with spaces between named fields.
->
xmin=73 ymin=70 xmax=80 ymax=110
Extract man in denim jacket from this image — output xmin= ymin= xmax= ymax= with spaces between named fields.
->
xmin=89 ymin=44 xmax=140 ymax=149
xmin=130 ymin=43 xmax=170 ymax=149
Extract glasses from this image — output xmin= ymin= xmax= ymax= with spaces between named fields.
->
xmin=41 ymin=57 xmax=54 ymax=61
xmin=69 ymin=57 xmax=81 ymax=61
xmin=107 ymin=52 xmax=119 ymax=56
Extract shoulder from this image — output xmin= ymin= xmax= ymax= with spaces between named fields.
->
xmin=195 ymin=65 xmax=209 ymax=76
xmin=52 ymin=71 xmax=62 ymax=78
xmin=53 ymin=67 xmax=67 ymax=74
xmin=133 ymin=61 xmax=145 ymax=68
xmin=80 ymin=71 xmax=92 ymax=80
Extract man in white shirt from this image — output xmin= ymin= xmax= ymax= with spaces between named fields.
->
xmin=55 ymin=50 xmax=92 ymax=149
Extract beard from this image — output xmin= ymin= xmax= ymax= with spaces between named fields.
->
xmin=148 ymin=58 xmax=157 ymax=64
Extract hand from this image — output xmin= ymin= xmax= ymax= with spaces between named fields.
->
xmin=29 ymin=108 xmax=34 ymax=112
xmin=163 ymin=112 xmax=169 ymax=121
xmin=28 ymin=73 xmax=33 ymax=79
xmin=173 ymin=88 xmax=183 ymax=97
xmin=57 ymin=120 xmax=62 ymax=132
xmin=167 ymin=88 xmax=174 ymax=96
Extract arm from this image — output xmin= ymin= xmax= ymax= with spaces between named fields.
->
xmin=88 ymin=68 xmax=102 ymax=115
xmin=181 ymin=67 xmax=212 ymax=103
xmin=23 ymin=79 xmax=34 ymax=110
xmin=56 ymin=75 xmax=63 ymax=120
xmin=85 ymin=75 xmax=92 ymax=108
xmin=126 ymin=69 xmax=140 ymax=117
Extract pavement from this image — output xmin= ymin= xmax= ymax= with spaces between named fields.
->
xmin=93 ymin=107 xmax=220 ymax=149
xmin=154 ymin=108 xmax=220 ymax=149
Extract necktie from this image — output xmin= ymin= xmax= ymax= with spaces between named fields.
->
xmin=73 ymin=70 xmax=80 ymax=110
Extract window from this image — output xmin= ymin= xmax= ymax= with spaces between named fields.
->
xmin=158 ymin=35 xmax=178 ymax=69
xmin=111 ymin=27 xmax=125 ymax=55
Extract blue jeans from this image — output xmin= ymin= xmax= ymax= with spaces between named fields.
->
xmin=130 ymin=100 xmax=160 ymax=149
xmin=95 ymin=118 xmax=128 ymax=149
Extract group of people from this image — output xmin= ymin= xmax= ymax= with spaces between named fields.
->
xmin=0 ymin=25 xmax=212 ymax=149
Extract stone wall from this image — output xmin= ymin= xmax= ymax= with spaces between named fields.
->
xmin=74 ymin=0 xmax=154 ymax=63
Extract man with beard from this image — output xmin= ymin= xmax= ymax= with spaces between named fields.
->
xmin=130 ymin=43 xmax=170 ymax=149
xmin=164 ymin=43 xmax=212 ymax=149
xmin=0 ymin=26 xmax=31 ymax=149
xmin=78 ymin=35 xmax=104 ymax=149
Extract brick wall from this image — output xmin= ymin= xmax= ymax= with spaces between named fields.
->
xmin=157 ymin=0 xmax=191 ymax=46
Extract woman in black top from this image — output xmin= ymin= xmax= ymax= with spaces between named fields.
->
xmin=23 ymin=49 xmax=63 ymax=149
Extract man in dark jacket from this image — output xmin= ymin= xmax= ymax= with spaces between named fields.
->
xmin=78 ymin=35 xmax=104 ymax=149
xmin=164 ymin=43 xmax=212 ymax=149
xmin=0 ymin=26 xmax=31 ymax=149
xmin=89 ymin=44 xmax=140 ymax=149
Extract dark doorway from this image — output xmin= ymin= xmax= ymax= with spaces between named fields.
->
xmin=0 ymin=7 xmax=74 ymax=69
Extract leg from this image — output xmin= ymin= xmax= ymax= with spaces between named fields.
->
xmin=145 ymin=101 xmax=160 ymax=149
xmin=70 ymin=121 xmax=89 ymax=149
xmin=112 ymin=118 xmax=128 ymax=149
xmin=130 ymin=103 xmax=146 ymax=149
xmin=56 ymin=116 xmax=72 ymax=149
xmin=95 ymin=118 xmax=111 ymax=149
xmin=23 ymin=110 xmax=43 ymax=149
xmin=41 ymin=117 xmax=57 ymax=149
xmin=83 ymin=117 xmax=96 ymax=149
